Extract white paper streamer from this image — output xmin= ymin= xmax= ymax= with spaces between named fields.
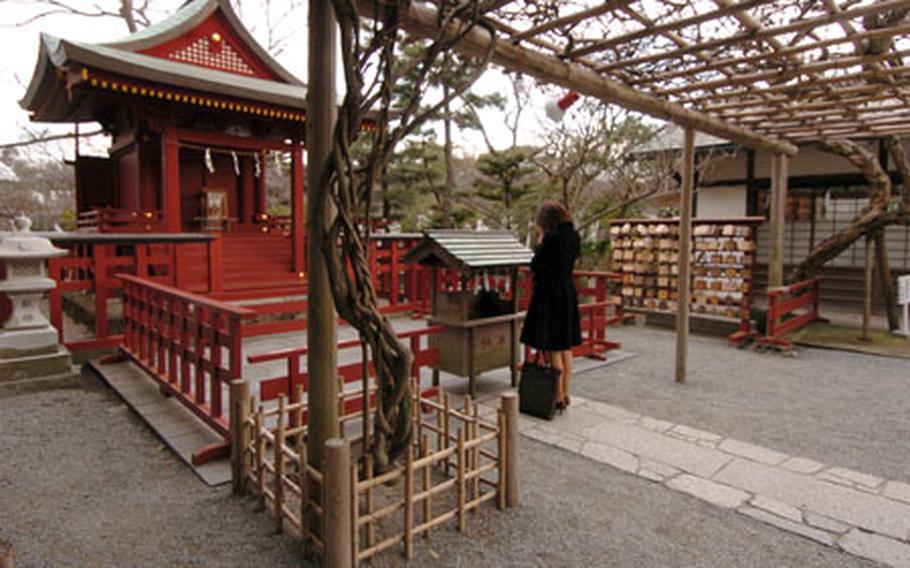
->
xmin=204 ymin=148 xmax=214 ymax=173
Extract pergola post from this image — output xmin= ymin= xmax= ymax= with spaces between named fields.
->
xmin=675 ymin=127 xmax=695 ymax=384
xmin=768 ymin=153 xmax=789 ymax=289
xmin=306 ymin=0 xmax=339 ymax=468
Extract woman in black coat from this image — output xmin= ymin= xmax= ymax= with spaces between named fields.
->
xmin=520 ymin=201 xmax=582 ymax=409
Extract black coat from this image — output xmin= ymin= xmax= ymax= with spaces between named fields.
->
xmin=520 ymin=221 xmax=582 ymax=351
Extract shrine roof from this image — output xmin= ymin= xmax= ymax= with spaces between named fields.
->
xmin=403 ymin=230 xmax=534 ymax=273
xmin=20 ymin=0 xmax=307 ymax=122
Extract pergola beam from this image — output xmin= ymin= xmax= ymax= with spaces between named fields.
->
xmin=572 ymin=0 xmax=771 ymax=58
xmin=367 ymin=0 xmax=798 ymax=156
xmin=510 ymin=0 xmax=627 ymax=43
xmin=655 ymin=49 xmax=910 ymax=97
xmin=629 ymin=24 xmax=910 ymax=86
xmin=593 ymin=0 xmax=910 ymax=72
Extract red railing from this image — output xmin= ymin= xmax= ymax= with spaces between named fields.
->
xmin=120 ymin=274 xmax=255 ymax=463
xmin=77 ymin=208 xmax=164 ymax=233
xmin=247 ymin=325 xmax=444 ymax=410
xmin=47 ymin=235 xmax=220 ymax=352
xmin=371 ymin=236 xmax=431 ymax=315
xmin=758 ymin=278 xmax=821 ymax=348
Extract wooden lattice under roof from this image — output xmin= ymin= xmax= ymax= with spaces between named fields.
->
xmin=385 ymin=0 xmax=910 ymax=154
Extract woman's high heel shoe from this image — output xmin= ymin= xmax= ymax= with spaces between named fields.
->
xmin=564 ymin=395 xmax=571 ymax=408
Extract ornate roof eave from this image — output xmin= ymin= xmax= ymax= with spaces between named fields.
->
xmin=20 ymin=33 xmax=308 ymax=122
xmin=104 ymin=0 xmax=303 ymax=87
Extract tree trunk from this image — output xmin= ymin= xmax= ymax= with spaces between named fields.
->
xmin=442 ymin=88 xmax=455 ymax=229
xmin=791 ymin=140 xmax=891 ymax=282
xmin=874 ymin=229 xmax=900 ymax=331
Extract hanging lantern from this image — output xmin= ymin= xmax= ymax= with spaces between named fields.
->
xmin=545 ymin=90 xmax=581 ymax=122
xmin=254 ymin=154 xmax=261 ymax=178
xmin=232 ymin=151 xmax=240 ymax=176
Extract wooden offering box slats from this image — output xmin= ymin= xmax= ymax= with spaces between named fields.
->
xmin=403 ymin=231 xmax=532 ymax=397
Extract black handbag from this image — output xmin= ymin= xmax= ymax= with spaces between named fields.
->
xmin=518 ymin=353 xmax=561 ymax=420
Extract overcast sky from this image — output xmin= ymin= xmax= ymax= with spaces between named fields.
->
xmin=0 ymin=0 xmax=554 ymax=158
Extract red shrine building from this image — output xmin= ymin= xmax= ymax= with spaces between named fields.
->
xmin=21 ymin=0 xmax=308 ymax=292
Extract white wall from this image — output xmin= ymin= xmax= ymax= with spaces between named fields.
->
xmin=696 ymin=185 xmax=746 ymax=218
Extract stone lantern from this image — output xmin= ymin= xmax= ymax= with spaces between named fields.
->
xmin=0 ymin=214 xmax=72 ymax=382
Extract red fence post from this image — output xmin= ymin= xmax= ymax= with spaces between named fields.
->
xmin=390 ymin=239 xmax=401 ymax=307
xmin=207 ymin=236 xmax=224 ymax=294
xmin=94 ymin=244 xmax=110 ymax=340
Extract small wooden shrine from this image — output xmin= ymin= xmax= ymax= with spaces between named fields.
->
xmin=403 ymin=230 xmax=532 ymax=397
xmin=20 ymin=0 xmax=309 ymax=289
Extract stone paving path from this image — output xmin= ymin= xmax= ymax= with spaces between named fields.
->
xmin=473 ymin=394 xmax=910 ymax=567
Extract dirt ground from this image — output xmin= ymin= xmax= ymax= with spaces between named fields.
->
xmin=0 ymin=372 xmax=879 ymax=567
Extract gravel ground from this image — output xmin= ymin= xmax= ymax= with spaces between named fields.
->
xmin=573 ymin=325 xmax=910 ymax=483
xmin=0 ymin=377 xmax=878 ymax=567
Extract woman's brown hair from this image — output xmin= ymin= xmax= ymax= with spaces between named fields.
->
xmin=536 ymin=200 xmax=571 ymax=234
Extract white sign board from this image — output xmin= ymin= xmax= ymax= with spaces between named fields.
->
xmin=899 ymin=275 xmax=910 ymax=306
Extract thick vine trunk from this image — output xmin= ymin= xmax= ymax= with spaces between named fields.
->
xmin=886 ymin=136 xmax=910 ymax=212
xmin=790 ymin=140 xmax=891 ymax=282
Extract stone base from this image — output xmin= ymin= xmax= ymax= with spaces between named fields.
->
xmin=0 ymin=346 xmax=73 ymax=383
xmin=0 ymin=326 xmax=60 ymax=357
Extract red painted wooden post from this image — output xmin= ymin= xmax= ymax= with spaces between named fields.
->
xmin=390 ymin=239 xmax=400 ymax=307
xmin=171 ymin=244 xmax=184 ymax=289
xmin=135 ymin=242 xmax=148 ymax=279
xmin=167 ymin=299 xmax=179 ymax=386
xmin=211 ymin=311 xmax=224 ymax=420
xmin=156 ymin=290 xmax=167 ymax=375
xmin=595 ymin=274 xmax=607 ymax=346
xmin=162 ymin=127 xmax=181 ymax=233
xmin=195 ymin=306 xmax=207 ymax=406
xmin=207 ymin=236 xmax=224 ymax=293
xmin=291 ymin=142 xmax=305 ymax=274
xmin=137 ymin=283 xmax=147 ymax=362
xmin=94 ymin=245 xmax=110 ymax=340
xmin=180 ymin=300 xmax=192 ymax=395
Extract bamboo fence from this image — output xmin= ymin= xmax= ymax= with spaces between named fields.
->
xmin=235 ymin=386 xmax=518 ymax=566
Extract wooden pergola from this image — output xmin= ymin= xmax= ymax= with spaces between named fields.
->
xmin=345 ymin=0 xmax=908 ymax=382
xmin=304 ymin=3 xmax=905 ymax=560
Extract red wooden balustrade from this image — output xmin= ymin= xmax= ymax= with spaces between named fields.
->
xmin=77 ymin=207 xmax=165 ymax=233
xmin=757 ymin=278 xmax=822 ymax=348
xmin=120 ymin=274 xmax=255 ymax=464
xmin=47 ymin=236 xmax=221 ymax=352
xmin=247 ymin=325 xmax=444 ymax=420
xmin=371 ymin=236 xmax=431 ymax=315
